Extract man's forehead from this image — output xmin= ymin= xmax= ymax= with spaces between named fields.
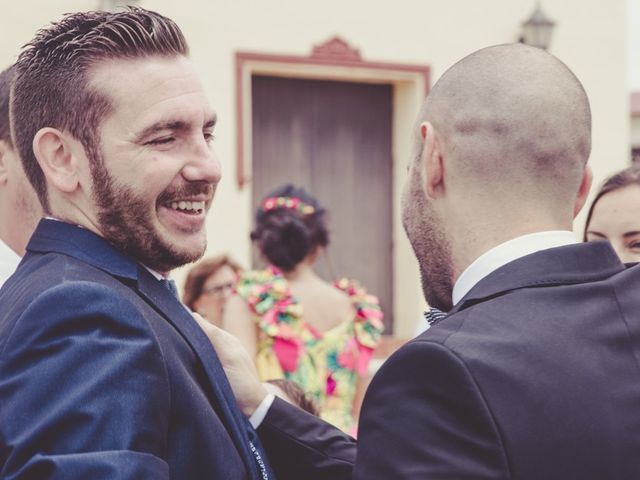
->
xmin=88 ymin=55 xmax=215 ymax=128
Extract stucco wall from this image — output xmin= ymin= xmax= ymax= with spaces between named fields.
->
xmin=0 ymin=0 xmax=629 ymax=335
xmin=632 ymin=117 xmax=640 ymax=147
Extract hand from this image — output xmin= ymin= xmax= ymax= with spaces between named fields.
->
xmin=193 ymin=313 xmax=268 ymax=416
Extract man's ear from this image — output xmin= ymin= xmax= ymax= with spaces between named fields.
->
xmin=0 ymin=141 xmax=9 ymax=185
xmin=32 ymin=128 xmax=81 ymax=194
xmin=419 ymin=121 xmax=444 ymax=198
xmin=573 ymin=165 xmax=593 ymax=218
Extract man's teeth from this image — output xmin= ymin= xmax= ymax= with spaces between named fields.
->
xmin=168 ymin=200 xmax=205 ymax=213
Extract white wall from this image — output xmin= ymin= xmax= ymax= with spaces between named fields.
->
xmin=632 ymin=117 xmax=640 ymax=147
xmin=0 ymin=0 xmax=629 ymax=334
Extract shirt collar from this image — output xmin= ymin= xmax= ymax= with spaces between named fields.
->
xmin=142 ymin=264 xmax=168 ymax=281
xmin=452 ymin=230 xmax=578 ymax=306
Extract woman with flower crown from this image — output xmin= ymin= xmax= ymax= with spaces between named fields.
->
xmin=223 ymin=184 xmax=384 ymax=434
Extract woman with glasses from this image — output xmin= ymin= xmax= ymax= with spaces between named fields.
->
xmin=183 ymin=254 xmax=242 ymax=327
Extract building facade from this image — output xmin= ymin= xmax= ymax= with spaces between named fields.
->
xmin=0 ymin=0 xmax=630 ymax=336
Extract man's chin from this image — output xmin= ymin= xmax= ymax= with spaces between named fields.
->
xmin=420 ymin=271 xmax=453 ymax=312
xmin=141 ymin=230 xmax=207 ymax=272
xmin=159 ymin=224 xmax=207 ymax=251
xmin=148 ymin=249 xmax=204 ymax=273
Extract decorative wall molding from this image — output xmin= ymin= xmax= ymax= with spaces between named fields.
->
xmin=310 ymin=36 xmax=362 ymax=62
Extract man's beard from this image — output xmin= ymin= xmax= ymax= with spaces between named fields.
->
xmin=91 ymin=159 xmax=211 ymax=273
xmin=402 ymin=160 xmax=454 ymax=312
xmin=417 ymin=236 xmax=454 ymax=312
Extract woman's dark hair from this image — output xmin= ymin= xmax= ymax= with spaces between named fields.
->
xmin=583 ymin=165 xmax=640 ymax=241
xmin=182 ymin=254 xmax=242 ymax=309
xmin=251 ymin=184 xmax=329 ymax=272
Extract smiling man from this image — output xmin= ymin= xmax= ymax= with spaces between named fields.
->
xmin=0 ymin=8 xmax=273 ymax=479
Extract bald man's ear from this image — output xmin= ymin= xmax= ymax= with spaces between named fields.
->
xmin=33 ymin=128 xmax=81 ymax=194
xmin=420 ymin=121 xmax=444 ymax=198
xmin=573 ymin=165 xmax=593 ymax=218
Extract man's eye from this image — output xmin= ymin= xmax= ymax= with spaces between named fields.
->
xmin=629 ymin=241 xmax=640 ymax=251
xmin=204 ymin=132 xmax=215 ymax=143
xmin=146 ymin=137 xmax=175 ymax=146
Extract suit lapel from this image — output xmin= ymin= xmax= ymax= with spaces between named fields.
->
xmin=450 ymin=242 xmax=624 ymax=315
xmin=28 ymin=220 xmax=258 ymax=477
xmin=136 ymin=268 xmax=257 ymax=475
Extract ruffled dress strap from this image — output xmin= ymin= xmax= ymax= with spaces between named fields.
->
xmin=235 ymin=268 xmax=310 ymax=377
xmin=334 ymin=278 xmax=385 ymax=375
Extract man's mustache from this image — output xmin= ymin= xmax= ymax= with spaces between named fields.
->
xmin=157 ymin=181 xmax=214 ymax=203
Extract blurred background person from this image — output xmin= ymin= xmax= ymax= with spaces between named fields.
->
xmin=0 ymin=65 xmax=41 ymax=287
xmin=584 ymin=165 xmax=640 ymax=263
xmin=183 ymin=254 xmax=242 ymax=326
xmin=264 ymin=378 xmax=320 ymax=417
xmin=224 ymin=184 xmax=384 ymax=433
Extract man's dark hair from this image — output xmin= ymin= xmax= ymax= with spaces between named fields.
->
xmin=0 ymin=65 xmax=15 ymax=146
xmin=11 ymin=7 xmax=188 ymax=212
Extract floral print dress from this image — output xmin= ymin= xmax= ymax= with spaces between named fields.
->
xmin=235 ymin=267 xmax=384 ymax=433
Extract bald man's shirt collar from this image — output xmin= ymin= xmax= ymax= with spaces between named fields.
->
xmin=452 ymin=230 xmax=578 ymax=306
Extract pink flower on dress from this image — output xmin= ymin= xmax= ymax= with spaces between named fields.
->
xmin=326 ymin=373 xmax=337 ymax=396
xmin=356 ymin=346 xmax=374 ymax=376
xmin=337 ymin=337 xmax=358 ymax=370
xmin=273 ymin=337 xmax=301 ymax=372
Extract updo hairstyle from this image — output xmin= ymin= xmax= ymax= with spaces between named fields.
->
xmin=251 ymin=184 xmax=329 ymax=272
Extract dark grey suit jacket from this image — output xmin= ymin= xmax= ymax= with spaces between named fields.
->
xmin=258 ymin=241 xmax=640 ymax=479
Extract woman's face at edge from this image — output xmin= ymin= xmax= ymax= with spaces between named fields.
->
xmin=585 ymin=185 xmax=640 ymax=263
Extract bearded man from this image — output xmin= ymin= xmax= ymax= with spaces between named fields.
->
xmin=0 ymin=65 xmax=41 ymax=287
xmin=204 ymin=44 xmax=640 ymax=479
xmin=0 ymin=8 xmax=274 ymax=479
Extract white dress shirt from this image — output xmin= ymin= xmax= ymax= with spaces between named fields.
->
xmin=452 ymin=230 xmax=578 ymax=305
xmin=0 ymin=239 xmax=21 ymax=289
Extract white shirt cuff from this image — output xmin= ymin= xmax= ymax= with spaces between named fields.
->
xmin=249 ymin=393 xmax=275 ymax=429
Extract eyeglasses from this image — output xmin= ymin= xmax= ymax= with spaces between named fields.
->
xmin=201 ymin=282 xmax=235 ymax=299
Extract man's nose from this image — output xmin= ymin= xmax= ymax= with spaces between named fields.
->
xmin=182 ymin=140 xmax=222 ymax=184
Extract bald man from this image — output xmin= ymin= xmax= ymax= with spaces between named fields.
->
xmin=0 ymin=65 xmax=41 ymax=287
xmin=204 ymin=44 xmax=640 ymax=479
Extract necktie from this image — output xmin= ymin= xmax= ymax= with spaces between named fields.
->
xmin=158 ymin=276 xmax=274 ymax=479
xmin=424 ymin=307 xmax=447 ymax=326
xmin=161 ymin=278 xmax=179 ymax=299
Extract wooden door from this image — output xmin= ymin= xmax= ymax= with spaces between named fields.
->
xmin=251 ymin=75 xmax=393 ymax=330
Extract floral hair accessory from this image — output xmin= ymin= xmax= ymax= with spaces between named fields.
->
xmin=261 ymin=196 xmax=316 ymax=215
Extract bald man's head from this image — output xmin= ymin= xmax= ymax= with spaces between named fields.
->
xmin=402 ymin=44 xmax=592 ymax=310
xmin=420 ymin=44 xmax=591 ymax=203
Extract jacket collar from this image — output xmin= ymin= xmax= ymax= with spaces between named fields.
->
xmin=26 ymin=218 xmax=138 ymax=280
xmin=449 ymin=241 xmax=624 ymax=315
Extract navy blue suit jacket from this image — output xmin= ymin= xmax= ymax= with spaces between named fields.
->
xmin=0 ymin=220 xmax=268 ymax=479
xmin=258 ymin=242 xmax=640 ymax=479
